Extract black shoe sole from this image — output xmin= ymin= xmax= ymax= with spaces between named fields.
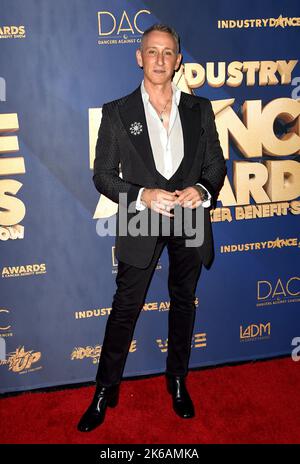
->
xmin=107 ymin=394 xmax=118 ymax=408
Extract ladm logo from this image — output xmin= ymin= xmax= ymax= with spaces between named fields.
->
xmin=71 ymin=340 xmax=137 ymax=364
xmin=0 ymin=345 xmax=42 ymax=373
xmin=97 ymin=10 xmax=150 ymax=46
xmin=1 ymin=263 xmax=47 ymax=278
xmin=240 ymin=322 xmax=271 ymax=341
xmin=156 ymin=332 xmax=207 ymax=352
xmin=257 ymin=276 xmax=300 ymax=307
xmin=0 ymin=113 xmax=26 ymax=241
xmin=0 ymin=25 xmax=26 ymax=39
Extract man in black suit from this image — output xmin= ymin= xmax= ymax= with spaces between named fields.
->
xmin=78 ymin=23 xmax=226 ymax=432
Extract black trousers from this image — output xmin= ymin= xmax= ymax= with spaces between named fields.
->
xmin=95 ymin=227 xmax=203 ymax=386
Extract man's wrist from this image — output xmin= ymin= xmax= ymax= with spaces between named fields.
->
xmin=140 ymin=188 xmax=147 ymax=207
xmin=195 ymin=185 xmax=209 ymax=202
xmin=136 ymin=187 xmax=147 ymax=211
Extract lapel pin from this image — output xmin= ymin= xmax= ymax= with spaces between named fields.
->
xmin=130 ymin=121 xmax=143 ymax=136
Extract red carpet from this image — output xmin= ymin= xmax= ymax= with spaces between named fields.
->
xmin=0 ymin=356 xmax=299 ymax=444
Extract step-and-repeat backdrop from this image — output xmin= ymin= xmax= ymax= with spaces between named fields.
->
xmin=1 ymin=0 xmax=299 ymax=393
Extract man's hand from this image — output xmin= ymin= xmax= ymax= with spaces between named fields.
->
xmin=175 ymin=186 xmax=204 ymax=209
xmin=141 ymin=188 xmax=178 ymax=217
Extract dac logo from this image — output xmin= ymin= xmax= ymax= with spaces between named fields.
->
xmin=257 ymin=277 xmax=300 ymax=300
xmin=240 ymin=322 xmax=271 ymax=341
xmin=97 ymin=10 xmax=150 ymax=36
xmin=0 ymin=309 xmax=11 ymax=331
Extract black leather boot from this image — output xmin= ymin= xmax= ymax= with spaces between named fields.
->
xmin=166 ymin=374 xmax=195 ymax=419
xmin=77 ymin=382 xmax=119 ymax=432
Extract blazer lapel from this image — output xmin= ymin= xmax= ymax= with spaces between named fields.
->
xmin=178 ymin=92 xmax=205 ymax=181
xmin=118 ymin=86 xmax=157 ymax=177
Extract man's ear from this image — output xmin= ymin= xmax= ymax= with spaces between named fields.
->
xmin=175 ymin=53 xmax=182 ymax=71
xmin=136 ymin=49 xmax=143 ymax=68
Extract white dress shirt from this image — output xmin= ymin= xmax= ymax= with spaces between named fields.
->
xmin=135 ymin=80 xmax=211 ymax=210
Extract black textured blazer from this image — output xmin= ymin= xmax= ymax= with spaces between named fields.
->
xmin=93 ymin=85 xmax=226 ymax=269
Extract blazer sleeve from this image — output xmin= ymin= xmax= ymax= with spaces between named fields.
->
xmin=199 ymin=99 xmax=227 ymax=205
xmin=93 ymin=103 xmax=141 ymax=205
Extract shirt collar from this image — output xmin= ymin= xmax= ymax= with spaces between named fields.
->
xmin=141 ymin=79 xmax=181 ymax=106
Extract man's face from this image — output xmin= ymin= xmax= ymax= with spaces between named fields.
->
xmin=136 ymin=31 xmax=182 ymax=86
